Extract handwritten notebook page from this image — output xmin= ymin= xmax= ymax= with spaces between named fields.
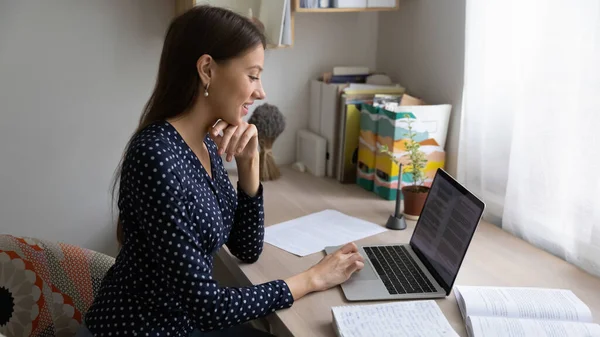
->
xmin=331 ymin=300 xmax=459 ymax=337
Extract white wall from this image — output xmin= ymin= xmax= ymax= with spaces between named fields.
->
xmin=238 ymin=11 xmax=379 ymax=170
xmin=0 ymin=0 xmax=173 ymax=257
xmin=0 ymin=1 xmax=378 ymax=256
xmin=376 ymin=0 xmax=466 ymax=176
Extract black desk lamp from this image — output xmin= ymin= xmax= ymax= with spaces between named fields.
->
xmin=385 ymin=163 xmax=407 ymax=230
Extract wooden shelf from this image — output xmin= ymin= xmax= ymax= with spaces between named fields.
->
xmin=266 ymin=44 xmax=293 ymax=50
xmin=293 ymin=0 xmax=399 ymax=13
xmin=295 ymin=6 xmax=398 ymax=13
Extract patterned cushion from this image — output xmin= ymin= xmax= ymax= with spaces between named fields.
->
xmin=0 ymin=235 xmax=115 ymax=337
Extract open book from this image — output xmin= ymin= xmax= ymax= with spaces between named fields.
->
xmin=331 ymin=300 xmax=458 ymax=337
xmin=454 ymin=285 xmax=600 ymax=337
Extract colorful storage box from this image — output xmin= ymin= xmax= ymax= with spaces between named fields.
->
xmin=358 ymin=103 xmax=452 ymax=200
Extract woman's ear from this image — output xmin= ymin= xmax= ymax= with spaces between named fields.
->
xmin=196 ymin=54 xmax=213 ymax=87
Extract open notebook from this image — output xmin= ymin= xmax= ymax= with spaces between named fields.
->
xmin=454 ymin=285 xmax=600 ymax=337
xmin=331 ymin=300 xmax=458 ymax=337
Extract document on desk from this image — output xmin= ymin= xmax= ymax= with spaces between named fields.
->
xmin=454 ymin=285 xmax=600 ymax=337
xmin=264 ymin=209 xmax=387 ymax=256
xmin=331 ymin=300 xmax=459 ymax=337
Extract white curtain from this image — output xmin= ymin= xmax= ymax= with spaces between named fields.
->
xmin=459 ymin=0 xmax=600 ymax=277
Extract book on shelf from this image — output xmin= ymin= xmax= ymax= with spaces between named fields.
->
xmin=299 ymin=0 xmax=319 ymax=8
xmin=335 ymin=94 xmax=373 ymax=183
xmin=321 ymin=72 xmax=369 ymax=84
xmin=309 ymin=79 xmax=405 ymax=178
xmin=332 ymin=66 xmax=370 ymax=76
xmin=320 ymin=66 xmax=371 ymax=84
xmin=454 ymin=285 xmax=600 ymax=337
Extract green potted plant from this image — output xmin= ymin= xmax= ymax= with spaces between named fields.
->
xmin=380 ymin=114 xmax=430 ymax=219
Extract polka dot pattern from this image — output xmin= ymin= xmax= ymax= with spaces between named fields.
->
xmin=84 ymin=121 xmax=294 ymax=336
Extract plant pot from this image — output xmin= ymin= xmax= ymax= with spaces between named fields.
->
xmin=402 ymin=185 xmax=430 ymax=220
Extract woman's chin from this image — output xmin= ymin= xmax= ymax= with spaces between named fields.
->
xmin=221 ymin=118 xmax=242 ymax=127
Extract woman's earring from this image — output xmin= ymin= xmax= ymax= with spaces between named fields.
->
xmin=204 ymin=83 xmax=210 ymax=97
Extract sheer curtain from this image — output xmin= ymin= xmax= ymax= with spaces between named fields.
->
xmin=459 ymin=0 xmax=600 ymax=277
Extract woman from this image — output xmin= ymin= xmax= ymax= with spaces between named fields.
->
xmin=79 ymin=5 xmax=364 ymax=337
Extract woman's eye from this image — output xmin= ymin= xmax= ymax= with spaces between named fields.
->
xmin=249 ymin=75 xmax=259 ymax=81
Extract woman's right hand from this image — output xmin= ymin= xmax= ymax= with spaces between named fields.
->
xmin=307 ymin=242 xmax=365 ymax=292
xmin=285 ymin=242 xmax=365 ymax=300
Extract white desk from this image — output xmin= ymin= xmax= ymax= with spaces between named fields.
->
xmin=217 ymin=167 xmax=600 ymax=336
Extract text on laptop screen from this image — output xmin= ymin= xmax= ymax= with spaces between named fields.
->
xmin=410 ymin=172 xmax=483 ymax=289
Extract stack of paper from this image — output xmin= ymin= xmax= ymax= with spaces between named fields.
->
xmin=264 ymin=209 xmax=387 ymax=256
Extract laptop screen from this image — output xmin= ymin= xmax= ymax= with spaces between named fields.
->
xmin=409 ymin=169 xmax=485 ymax=294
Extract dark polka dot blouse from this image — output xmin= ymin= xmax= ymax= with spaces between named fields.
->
xmin=85 ymin=121 xmax=294 ymax=336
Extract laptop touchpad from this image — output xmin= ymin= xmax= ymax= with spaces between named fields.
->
xmin=352 ymin=258 xmax=378 ymax=281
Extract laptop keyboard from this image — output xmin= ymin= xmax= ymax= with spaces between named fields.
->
xmin=363 ymin=245 xmax=437 ymax=295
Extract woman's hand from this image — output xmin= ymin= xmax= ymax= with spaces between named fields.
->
xmin=210 ymin=120 xmax=258 ymax=162
xmin=210 ymin=119 xmax=260 ymax=196
xmin=285 ymin=242 xmax=365 ymax=300
xmin=307 ymin=242 xmax=365 ymax=292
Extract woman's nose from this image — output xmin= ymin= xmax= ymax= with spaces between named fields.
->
xmin=254 ymin=86 xmax=266 ymax=100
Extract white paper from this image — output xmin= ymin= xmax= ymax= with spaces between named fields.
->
xmin=467 ymin=316 xmax=600 ymax=337
xmin=264 ymin=209 xmax=387 ymax=256
xmin=332 ymin=300 xmax=459 ymax=337
xmin=454 ymin=285 xmax=593 ymax=323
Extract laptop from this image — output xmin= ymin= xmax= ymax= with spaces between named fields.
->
xmin=324 ymin=168 xmax=485 ymax=301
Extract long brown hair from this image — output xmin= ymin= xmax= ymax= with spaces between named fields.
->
xmin=113 ymin=5 xmax=266 ymax=246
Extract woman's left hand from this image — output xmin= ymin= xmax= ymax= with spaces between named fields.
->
xmin=210 ymin=120 xmax=259 ymax=162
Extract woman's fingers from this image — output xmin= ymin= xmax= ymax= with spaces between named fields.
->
xmin=209 ymin=120 xmax=229 ymax=153
xmin=348 ymin=261 xmax=365 ymax=274
xmin=225 ymin=127 xmax=245 ymax=161
xmin=307 ymin=250 xmax=365 ymax=291
xmin=209 ymin=121 xmax=258 ymax=161
xmin=341 ymin=253 xmax=364 ymax=277
xmin=339 ymin=242 xmax=359 ymax=255
xmin=211 ymin=120 xmax=238 ymax=158
xmin=344 ymin=254 xmax=365 ymax=276
xmin=218 ymin=126 xmax=237 ymax=157
xmin=355 ymin=253 xmax=365 ymax=264
xmin=235 ymin=125 xmax=257 ymax=155
xmin=346 ymin=252 xmax=364 ymax=264
xmin=210 ymin=120 xmax=228 ymax=137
